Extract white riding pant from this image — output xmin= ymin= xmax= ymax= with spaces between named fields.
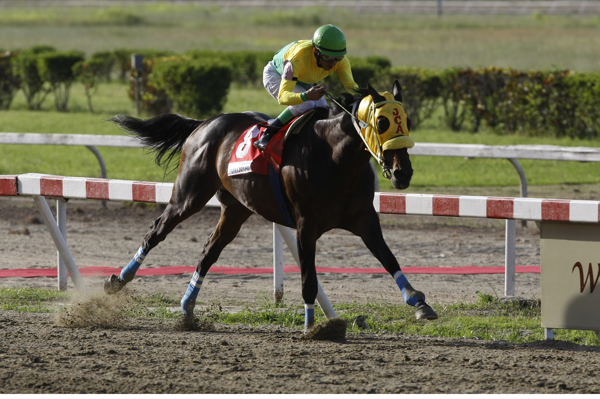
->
xmin=263 ymin=61 xmax=328 ymax=117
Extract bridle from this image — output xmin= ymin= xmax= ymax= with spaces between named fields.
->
xmin=323 ymin=91 xmax=407 ymax=179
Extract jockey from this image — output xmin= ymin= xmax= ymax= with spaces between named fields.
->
xmin=254 ymin=24 xmax=360 ymax=151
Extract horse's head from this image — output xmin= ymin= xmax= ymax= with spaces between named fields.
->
xmin=356 ymin=81 xmax=414 ymax=190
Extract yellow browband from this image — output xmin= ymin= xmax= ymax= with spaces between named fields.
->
xmin=355 ymin=92 xmax=415 ymax=169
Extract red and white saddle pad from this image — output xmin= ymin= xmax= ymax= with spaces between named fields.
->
xmin=227 ymin=123 xmax=288 ymax=176
xmin=227 ymin=125 xmax=269 ymax=176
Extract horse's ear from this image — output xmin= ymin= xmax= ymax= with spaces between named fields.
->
xmin=392 ymin=80 xmax=403 ymax=103
xmin=367 ymin=82 xmax=385 ymax=103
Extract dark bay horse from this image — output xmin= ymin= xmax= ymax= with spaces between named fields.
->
xmin=105 ymin=81 xmax=438 ymax=331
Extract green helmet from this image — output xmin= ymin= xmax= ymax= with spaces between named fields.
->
xmin=312 ymin=24 xmax=347 ymax=57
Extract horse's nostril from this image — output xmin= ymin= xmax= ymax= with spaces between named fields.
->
xmin=394 ymin=169 xmax=411 ymax=180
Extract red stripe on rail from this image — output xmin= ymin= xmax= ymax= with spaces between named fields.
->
xmin=380 ymin=193 xmax=406 ymax=214
xmin=542 ymin=199 xmax=570 ymax=221
xmin=86 ymin=179 xmax=109 ymax=200
xmin=0 ymin=175 xmax=18 ymax=196
xmin=133 ymin=182 xmax=156 ymax=202
xmin=433 ymin=195 xmax=460 ymax=216
xmin=487 ymin=197 xmax=514 ymax=219
xmin=40 ymin=176 xmax=63 ymax=197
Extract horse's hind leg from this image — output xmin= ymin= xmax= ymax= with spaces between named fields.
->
xmin=348 ymin=209 xmax=438 ymax=320
xmin=180 ymin=192 xmax=253 ymax=318
xmin=104 ymin=173 xmax=219 ymax=294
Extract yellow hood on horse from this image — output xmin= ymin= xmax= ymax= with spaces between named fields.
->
xmin=356 ymin=91 xmax=415 ymax=165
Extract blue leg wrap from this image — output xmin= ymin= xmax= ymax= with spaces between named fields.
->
xmin=304 ymin=304 xmax=315 ymax=333
xmin=393 ymin=271 xmax=422 ymax=306
xmin=120 ymin=247 xmax=147 ymax=282
xmin=181 ymin=271 xmax=204 ymax=316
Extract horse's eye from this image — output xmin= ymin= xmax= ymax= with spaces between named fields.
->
xmin=377 ymin=116 xmax=390 ymax=133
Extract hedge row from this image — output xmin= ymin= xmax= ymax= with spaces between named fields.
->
xmin=434 ymin=67 xmax=600 ymax=139
xmin=1 ymin=45 xmax=85 ymax=112
xmin=2 ymin=46 xmax=599 ymax=138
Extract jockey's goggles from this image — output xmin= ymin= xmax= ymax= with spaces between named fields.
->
xmin=320 ymin=53 xmax=344 ymax=62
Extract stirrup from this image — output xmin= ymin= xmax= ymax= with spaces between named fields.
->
xmin=253 ymin=124 xmax=280 ymax=151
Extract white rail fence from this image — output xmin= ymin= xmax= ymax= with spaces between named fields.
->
xmin=3 ymin=173 xmax=600 ymax=296
xmin=0 ymin=133 xmax=600 ymax=296
xmin=5 ymin=173 xmax=599 ymax=339
xmin=2 ymin=132 xmax=600 ymax=296
xmin=1 ymin=1 xmax=600 ymax=15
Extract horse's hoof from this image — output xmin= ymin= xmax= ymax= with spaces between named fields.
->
xmin=104 ymin=274 xmax=126 ymax=295
xmin=415 ymin=301 xmax=438 ymax=320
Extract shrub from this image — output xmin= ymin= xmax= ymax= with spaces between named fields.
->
xmin=73 ymin=58 xmax=105 ymax=113
xmin=12 ymin=45 xmax=56 ymax=110
xmin=127 ymin=57 xmax=173 ymax=116
xmin=113 ymin=48 xmax=176 ymax=82
xmin=226 ymin=50 xmax=264 ymax=87
xmin=0 ymin=51 xmax=20 ymax=110
xmin=90 ymin=51 xmax=116 ymax=82
xmin=187 ymin=49 xmax=278 ymax=88
xmin=436 ymin=67 xmax=600 ymax=139
xmin=27 ymin=45 xmax=57 ymax=55
xmin=438 ymin=68 xmax=470 ymax=132
xmin=365 ymin=55 xmax=392 ymax=70
xmin=151 ymin=57 xmax=232 ymax=118
xmin=325 ymin=56 xmax=379 ymax=97
xmin=255 ymin=50 xmax=276 ymax=76
xmin=37 ymin=50 xmax=85 ymax=111
xmin=375 ymin=67 xmax=442 ymax=130
xmin=566 ymin=72 xmax=600 ymax=139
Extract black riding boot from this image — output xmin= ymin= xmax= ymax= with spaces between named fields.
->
xmin=253 ymin=120 xmax=283 ymax=151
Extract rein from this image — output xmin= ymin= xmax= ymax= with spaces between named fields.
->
xmin=323 ymin=90 xmax=367 ymax=129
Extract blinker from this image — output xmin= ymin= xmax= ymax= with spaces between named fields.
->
xmin=355 ymin=92 xmax=415 ymax=171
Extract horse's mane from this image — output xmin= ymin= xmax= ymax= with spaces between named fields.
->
xmin=327 ymin=87 xmax=369 ymax=116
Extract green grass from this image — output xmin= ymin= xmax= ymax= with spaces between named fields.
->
xmin=2 ymin=82 xmax=599 ymax=188
xmin=0 ymin=287 xmax=71 ymax=312
xmin=1 ymin=5 xmax=600 ymax=72
xmin=3 ymin=287 xmax=598 ymax=346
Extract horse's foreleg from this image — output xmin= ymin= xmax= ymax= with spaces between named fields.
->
xmin=349 ymin=209 xmax=438 ymax=320
xmin=181 ymin=198 xmax=253 ymax=318
xmin=296 ymin=220 xmax=319 ymax=332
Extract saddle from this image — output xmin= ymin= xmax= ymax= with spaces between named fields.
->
xmin=227 ymin=109 xmax=316 ymax=177
xmin=227 ymin=110 xmax=317 ymax=228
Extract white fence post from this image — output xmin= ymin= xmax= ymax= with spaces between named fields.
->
xmin=505 ymin=219 xmax=516 ymax=297
xmin=32 ymin=195 xmax=88 ymax=296
xmin=273 ymin=223 xmax=284 ymax=302
xmin=274 ymin=224 xmax=337 ymax=319
xmin=56 ymin=198 xmax=68 ymax=291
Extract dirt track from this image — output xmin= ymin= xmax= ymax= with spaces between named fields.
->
xmin=1 ymin=185 xmax=600 ymax=394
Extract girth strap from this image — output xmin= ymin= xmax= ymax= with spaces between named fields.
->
xmin=268 ymin=163 xmax=296 ymax=228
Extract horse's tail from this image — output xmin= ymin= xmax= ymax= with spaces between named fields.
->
xmin=108 ymin=113 xmax=205 ymax=168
